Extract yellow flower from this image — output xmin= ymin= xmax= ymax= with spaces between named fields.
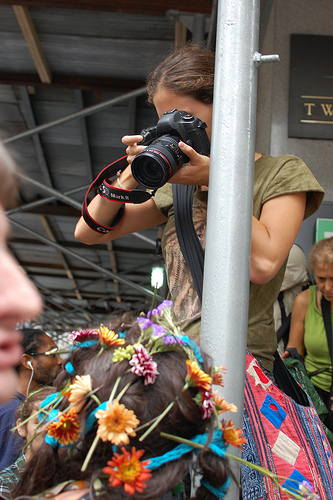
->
xmin=67 ymin=375 xmax=92 ymax=412
xmin=185 ymin=360 xmax=212 ymax=392
xmin=212 ymin=391 xmax=237 ymax=413
xmin=46 ymin=409 xmax=81 ymax=446
xmin=96 ymin=400 xmax=139 ymax=446
xmin=221 ymin=419 xmax=246 ymax=449
xmin=98 ymin=326 xmax=125 ymax=349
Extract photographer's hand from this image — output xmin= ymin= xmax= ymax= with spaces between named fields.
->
xmin=122 ymin=135 xmax=146 ymax=165
xmin=74 ymin=134 xmax=167 ymax=245
xmin=168 ymin=141 xmax=210 ymax=187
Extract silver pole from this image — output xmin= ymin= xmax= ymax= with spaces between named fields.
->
xmin=4 ymin=87 xmax=147 ymax=144
xmin=9 ymin=218 xmax=164 ymax=302
xmin=6 ymin=185 xmax=89 ymax=215
xmin=13 ymin=172 xmax=156 ymax=247
xmin=16 ymin=172 xmax=82 ymax=210
xmin=200 ymin=0 xmax=260 ymax=498
xmin=6 ymin=85 xmax=155 ymax=246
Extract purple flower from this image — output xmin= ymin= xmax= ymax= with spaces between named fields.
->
xmin=147 ymin=308 xmax=158 ymax=318
xmin=163 ymin=335 xmax=178 ymax=345
xmin=163 ymin=335 xmax=185 ymax=346
xmin=300 ymin=481 xmax=313 ymax=492
xmin=157 ymin=300 xmax=173 ymax=314
xmin=129 ymin=345 xmax=159 ymax=385
xmin=151 ymin=324 xmax=166 ymax=337
xmin=147 ymin=300 xmax=173 ymax=319
xmin=299 ymin=480 xmax=319 ymax=499
xmin=136 ymin=317 xmax=153 ymax=330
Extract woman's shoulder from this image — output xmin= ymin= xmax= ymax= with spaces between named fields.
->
xmin=153 ymin=183 xmax=173 ymax=209
xmin=294 ymin=287 xmax=311 ymax=309
xmin=254 ymin=153 xmax=324 ymax=219
xmin=256 ymin=153 xmax=309 ymax=171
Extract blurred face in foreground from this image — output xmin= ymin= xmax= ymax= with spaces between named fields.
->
xmin=0 ymin=144 xmax=43 ymax=402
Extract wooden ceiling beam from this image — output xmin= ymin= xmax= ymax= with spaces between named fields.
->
xmin=12 ymin=5 xmax=52 ymax=84
xmin=1 ymin=0 xmax=213 ymax=15
xmin=9 ymin=237 xmax=157 ymax=254
xmin=0 ymin=72 xmax=145 ymax=91
xmin=13 ymin=204 xmax=81 ymax=217
xmin=39 ymin=214 xmax=84 ymax=303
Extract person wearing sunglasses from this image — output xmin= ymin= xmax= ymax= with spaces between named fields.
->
xmin=0 ymin=328 xmax=62 ymax=470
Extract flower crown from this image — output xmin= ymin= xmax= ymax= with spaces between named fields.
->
xmin=19 ymin=301 xmax=318 ymax=500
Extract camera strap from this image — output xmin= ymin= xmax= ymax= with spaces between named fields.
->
xmin=82 ymin=156 xmax=155 ymax=234
xmin=172 ymin=184 xmax=204 ymax=304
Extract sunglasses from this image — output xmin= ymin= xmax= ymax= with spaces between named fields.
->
xmin=29 ymin=351 xmax=59 ymax=359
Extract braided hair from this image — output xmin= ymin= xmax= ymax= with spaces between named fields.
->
xmin=13 ymin=313 xmax=230 ymax=500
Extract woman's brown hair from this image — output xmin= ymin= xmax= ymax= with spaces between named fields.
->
xmin=147 ymin=43 xmax=215 ymax=106
xmin=13 ymin=315 xmax=230 ymax=500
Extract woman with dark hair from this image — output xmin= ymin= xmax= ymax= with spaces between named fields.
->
xmin=11 ymin=303 xmax=326 ymax=500
xmin=74 ymin=43 xmax=324 ymax=375
xmin=12 ymin=304 xmax=234 ymax=500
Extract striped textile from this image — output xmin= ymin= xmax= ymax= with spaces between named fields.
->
xmin=241 ymin=351 xmax=333 ymax=500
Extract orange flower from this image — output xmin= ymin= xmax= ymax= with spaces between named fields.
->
xmin=185 ymin=360 xmax=212 ymax=392
xmin=212 ymin=391 xmax=237 ymax=414
xmin=212 ymin=366 xmax=227 ymax=387
xmin=46 ymin=409 xmax=81 ymax=446
xmin=67 ymin=375 xmax=92 ymax=412
xmin=103 ymin=447 xmax=152 ymax=496
xmin=98 ymin=326 xmax=125 ymax=349
xmin=221 ymin=419 xmax=246 ymax=449
xmin=96 ymin=400 xmax=139 ymax=445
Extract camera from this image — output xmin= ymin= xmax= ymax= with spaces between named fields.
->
xmin=131 ymin=109 xmax=210 ymax=190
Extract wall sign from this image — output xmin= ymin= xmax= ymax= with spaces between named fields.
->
xmin=315 ymin=218 xmax=333 ymax=242
xmin=289 ymin=34 xmax=333 ymax=140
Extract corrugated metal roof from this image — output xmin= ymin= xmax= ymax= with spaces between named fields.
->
xmin=0 ymin=1 xmax=213 ymax=333
xmin=0 ymin=0 xmax=272 ymax=334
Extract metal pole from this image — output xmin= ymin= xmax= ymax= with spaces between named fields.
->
xmin=5 ymin=85 xmax=156 ymax=246
xmin=4 ymin=86 xmax=147 ymax=144
xmin=200 ymin=0 xmax=260 ymax=498
xmin=9 ymin=218 xmax=164 ymax=302
xmin=13 ymin=172 xmax=156 ymax=248
xmin=6 ymin=185 xmax=89 ymax=215
xmin=16 ymin=172 xmax=83 ymax=210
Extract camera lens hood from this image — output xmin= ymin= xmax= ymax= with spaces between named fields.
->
xmin=132 ymin=135 xmax=188 ymax=190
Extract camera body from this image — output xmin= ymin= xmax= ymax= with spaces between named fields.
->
xmin=131 ymin=109 xmax=210 ymax=190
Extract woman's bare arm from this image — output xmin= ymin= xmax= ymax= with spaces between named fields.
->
xmin=250 ymin=192 xmax=307 ymax=284
xmin=281 ymin=289 xmax=309 ymax=359
xmin=74 ymin=138 xmax=167 ymax=245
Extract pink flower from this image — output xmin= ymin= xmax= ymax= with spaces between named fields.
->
xmin=129 ymin=345 xmax=159 ymax=385
xmin=69 ymin=328 xmax=99 ymax=342
xmin=198 ymin=389 xmax=216 ymax=419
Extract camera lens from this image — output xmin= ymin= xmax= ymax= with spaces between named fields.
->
xmin=131 ymin=135 xmax=188 ymax=190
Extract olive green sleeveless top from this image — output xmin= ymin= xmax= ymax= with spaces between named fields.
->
xmin=154 ymin=154 xmax=324 ymax=371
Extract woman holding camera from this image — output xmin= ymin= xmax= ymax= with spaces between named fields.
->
xmin=74 ymin=43 xmax=323 ymax=375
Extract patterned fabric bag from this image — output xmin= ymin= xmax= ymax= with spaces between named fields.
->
xmin=241 ymin=350 xmax=333 ymax=499
xmin=284 ymin=356 xmax=333 ymax=451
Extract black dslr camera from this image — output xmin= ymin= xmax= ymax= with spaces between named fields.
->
xmin=131 ymin=109 xmax=210 ymax=190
